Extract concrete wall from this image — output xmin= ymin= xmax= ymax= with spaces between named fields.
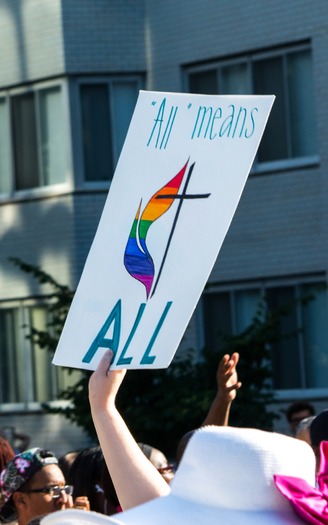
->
xmin=61 ymin=0 xmax=146 ymax=73
xmin=0 ymin=0 xmax=146 ymax=86
xmin=0 ymin=190 xmax=108 ymax=300
xmin=0 ymin=411 xmax=91 ymax=457
xmin=0 ymin=0 xmax=64 ymax=86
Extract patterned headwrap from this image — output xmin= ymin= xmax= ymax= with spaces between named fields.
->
xmin=0 ymin=447 xmax=58 ymax=510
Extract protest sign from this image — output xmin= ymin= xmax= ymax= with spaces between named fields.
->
xmin=53 ymin=90 xmax=274 ymax=370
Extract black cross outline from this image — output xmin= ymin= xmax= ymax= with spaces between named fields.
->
xmin=151 ymin=162 xmax=211 ymax=297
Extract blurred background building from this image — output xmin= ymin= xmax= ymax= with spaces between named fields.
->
xmin=1 ymin=0 xmax=328 ymax=453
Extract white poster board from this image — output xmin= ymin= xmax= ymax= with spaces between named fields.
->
xmin=53 ymin=91 xmax=274 ymax=370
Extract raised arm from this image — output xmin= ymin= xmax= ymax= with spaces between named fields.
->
xmin=88 ymin=351 xmax=170 ymax=511
xmin=176 ymin=352 xmax=241 ymax=464
xmin=201 ymin=352 xmax=241 ymax=427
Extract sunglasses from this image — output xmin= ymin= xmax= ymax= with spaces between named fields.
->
xmin=157 ymin=464 xmax=175 ymax=474
xmin=21 ymin=485 xmax=73 ymax=499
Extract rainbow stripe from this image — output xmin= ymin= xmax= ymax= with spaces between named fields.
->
xmin=124 ymin=161 xmax=188 ymax=298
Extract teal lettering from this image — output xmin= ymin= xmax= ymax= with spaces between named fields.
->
xmin=209 ymin=107 xmax=222 ymax=139
xmin=140 ymin=301 xmax=173 ymax=365
xmin=82 ymin=300 xmax=121 ymax=363
xmin=219 ymin=105 xmax=234 ymax=137
xmin=232 ymin=106 xmax=247 ymax=138
xmin=191 ymin=106 xmax=213 ymax=139
xmin=190 ymin=104 xmax=258 ymax=139
xmin=116 ymin=303 xmax=146 ymax=365
xmin=82 ymin=300 xmax=173 ymax=367
xmin=160 ymin=106 xmax=178 ymax=149
xmin=147 ymin=98 xmax=166 ymax=148
xmin=245 ymin=107 xmax=258 ymax=138
xmin=147 ymin=98 xmax=177 ymax=149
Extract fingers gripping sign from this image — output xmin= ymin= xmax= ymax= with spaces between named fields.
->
xmin=89 ymin=350 xmax=127 ymax=412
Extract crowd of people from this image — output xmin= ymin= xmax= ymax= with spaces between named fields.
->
xmin=0 ymin=351 xmax=327 ymax=525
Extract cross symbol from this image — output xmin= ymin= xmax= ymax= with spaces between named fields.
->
xmin=151 ymin=162 xmax=211 ymax=297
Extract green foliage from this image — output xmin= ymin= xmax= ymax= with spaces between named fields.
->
xmin=117 ymin=303 xmax=280 ymax=457
xmin=46 ymin=371 xmax=94 ymax=437
xmin=11 ymin=257 xmax=281 ymax=458
xmin=9 ymin=257 xmax=92 ymax=428
xmin=218 ymin=304 xmax=279 ymax=430
xmin=9 ymin=257 xmax=73 ymax=349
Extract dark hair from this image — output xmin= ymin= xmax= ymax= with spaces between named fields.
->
xmin=68 ymin=446 xmax=119 ymax=513
xmin=176 ymin=431 xmax=195 ymax=466
xmin=58 ymin=450 xmax=80 ymax=482
xmin=138 ymin=443 xmax=153 ymax=460
xmin=310 ymin=409 xmax=328 ymax=446
xmin=286 ymin=401 xmax=315 ymax=422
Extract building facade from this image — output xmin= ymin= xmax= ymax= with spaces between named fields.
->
xmin=1 ymin=0 xmax=328 ymax=452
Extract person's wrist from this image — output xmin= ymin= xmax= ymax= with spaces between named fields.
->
xmin=215 ymin=393 xmax=232 ymax=405
xmin=90 ymin=400 xmax=117 ymax=418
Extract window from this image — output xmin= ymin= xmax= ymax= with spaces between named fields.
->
xmin=0 ymin=83 xmax=67 ymax=195
xmin=0 ymin=308 xmax=24 ymax=403
xmin=0 ymin=303 xmax=80 ymax=406
xmin=0 ymin=98 xmax=11 ymax=193
xmin=203 ymin=280 xmax=328 ymax=391
xmin=186 ymin=43 xmax=318 ymax=169
xmin=79 ymin=78 xmax=141 ymax=183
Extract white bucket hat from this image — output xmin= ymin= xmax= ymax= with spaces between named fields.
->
xmin=41 ymin=426 xmax=316 ymax=525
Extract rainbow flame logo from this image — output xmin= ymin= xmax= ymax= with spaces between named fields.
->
xmin=123 ymin=160 xmax=210 ymax=299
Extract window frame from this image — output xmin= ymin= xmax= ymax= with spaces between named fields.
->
xmin=0 ymin=298 xmax=80 ymax=413
xmin=0 ymin=78 xmax=73 ymax=202
xmin=72 ymin=75 xmax=143 ymax=190
xmin=184 ymin=41 xmax=319 ymax=174
xmin=200 ymin=273 xmax=328 ymax=399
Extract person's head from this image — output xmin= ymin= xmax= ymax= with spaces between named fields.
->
xmin=68 ymin=446 xmax=119 ymax=515
xmin=58 ymin=451 xmax=80 ymax=484
xmin=0 ymin=448 xmax=72 ymax=525
xmin=175 ymin=430 xmax=195 ymax=466
xmin=295 ymin=416 xmax=316 ymax=445
xmin=0 ymin=435 xmax=15 ymax=473
xmin=138 ymin=443 xmax=175 ymax=484
xmin=67 ymin=447 xmax=104 ymax=513
xmin=310 ymin=409 xmax=328 ymax=472
xmin=286 ymin=401 xmax=315 ymax=435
